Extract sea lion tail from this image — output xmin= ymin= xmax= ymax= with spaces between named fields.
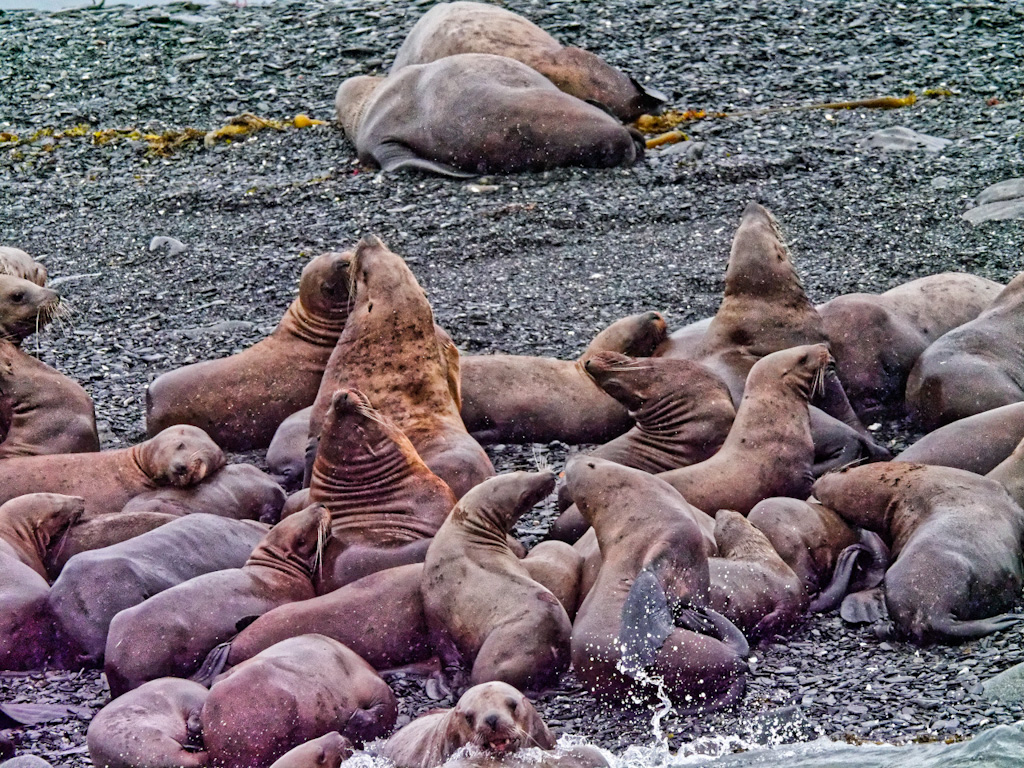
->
xmin=191 ymin=642 xmax=232 ymax=688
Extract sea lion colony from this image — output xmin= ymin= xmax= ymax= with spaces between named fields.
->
xmin=1 ymin=2 xmax=1024 ymax=767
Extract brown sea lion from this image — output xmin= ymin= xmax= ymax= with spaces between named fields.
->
xmin=0 ymin=425 xmax=225 ymax=518
xmin=652 ymin=316 xmax=712 ymax=359
xmin=819 ymin=272 xmax=1003 ymax=417
xmin=335 ymin=54 xmax=643 ymax=178
xmin=0 ymin=494 xmax=84 ymax=670
xmin=0 ymin=246 xmax=47 ymax=286
xmin=521 ymin=541 xmax=583 ymax=621
xmin=897 ymin=402 xmax=1024 ymax=474
xmin=309 ymin=389 xmax=456 ymax=593
xmin=48 ymin=514 xmax=267 ymax=666
xmin=309 ymin=236 xmax=492 ymax=499
xmin=0 ymin=274 xmax=64 ymax=345
xmin=86 ymin=678 xmax=208 ymax=768
xmin=461 ymin=311 xmax=668 ymax=445
xmin=708 ymin=509 xmax=807 ymax=643
xmin=814 ymin=457 xmax=1024 ymax=643
xmin=267 ymin=406 xmax=313 ymax=489
xmin=566 ymin=456 xmax=748 ymax=712
xmin=200 ymin=634 xmax=397 ymax=768
xmin=423 ymin=470 xmax=570 ymax=691
xmin=269 ymin=733 xmax=353 ymax=768
xmin=103 ymin=504 xmax=330 ymax=696
xmin=380 ymin=682 xmax=556 ymax=768
xmin=907 ymin=272 xmax=1024 ymax=430
xmin=120 ymin=463 xmax=286 ymax=524
xmin=43 ymin=511 xmax=181 ymax=577
xmin=389 ymin=1 xmax=666 ymax=123
xmin=146 ymin=250 xmax=351 ymax=450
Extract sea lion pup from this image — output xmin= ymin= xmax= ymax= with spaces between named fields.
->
xmin=146 ymin=250 xmax=351 ymax=451
xmin=307 ymin=389 xmax=457 ymax=593
xmin=0 ymin=274 xmax=65 ymax=345
xmin=548 ymin=344 xmax=829 ymax=542
xmin=43 ymin=511 xmax=182 ymax=577
xmin=819 ymin=272 xmax=1003 ymax=418
xmin=380 ymin=682 xmax=557 ymax=768
xmin=813 ymin=457 xmax=1024 ymax=643
xmin=423 ymin=470 xmax=570 ymax=692
xmin=267 ymin=406 xmax=314 ymax=489
xmin=707 ymin=510 xmax=807 ymax=643
xmin=120 ymin=463 xmax=286 ymax=524
xmin=48 ymin=514 xmax=267 ymax=666
xmin=0 ymin=246 xmax=47 ymax=286
xmin=461 ymin=311 xmax=668 ymax=445
xmin=200 ymin=635 xmax=397 ymax=768
xmin=86 ymin=678 xmax=208 ymax=768
xmin=269 ymin=733 xmax=353 ymax=768
xmin=0 ymin=425 xmax=225 ymax=518
xmin=907 ymin=271 xmax=1024 ymax=430
xmin=0 ymin=494 xmax=84 ymax=670
xmin=335 ymin=54 xmax=642 ymax=178
xmin=389 ymin=1 xmax=666 ymax=123
xmin=566 ymin=456 xmax=748 ymax=711
xmin=0 ymin=340 xmax=98 ymax=457
xmin=897 ymin=402 xmax=1024 ymax=474
xmin=309 ymin=236 xmax=492 ymax=499
xmin=103 ymin=503 xmax=330 ymax=696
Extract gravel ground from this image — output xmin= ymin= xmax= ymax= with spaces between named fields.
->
xmin=1 ymin=0 xmax=1023 ymax=763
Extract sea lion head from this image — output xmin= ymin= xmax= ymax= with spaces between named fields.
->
xmin=334 ymin=75 xmax=385 ymax=141
xmin=298 ymin=250 xmax=353 ymax=322
xmin=250 ymin=502 xmax=332 ymax=577
xmin=445 ymin=682 xmax=555 ymax=757
xmin=451 ymin=470 xmax=556 ymax=533
xmin=0 ymin=246 xmax=47 ymax=286
xmin=269 ymin=731 xmax=353 ymax=768
xmin=714 ymin=508 xmax=779 ymax=561
xmin=0 ymin=275 xmax=64 ymax=344
xmin=348 ymin=235 xmax=430 ymax=309
xmin=140 ymin=425 xmax=227 ymax=487
xmin=748 ymin=343 xmax=831 ymax=401
xmin=319 ymin=387 xmax=419 ymax=466
xmin=1 ymin=492 xmax=85 ymax=554
xmin=723 ymin=202 xmax=805 ymax=300
xmin=546 ymin=47 xmax=667 ymax=123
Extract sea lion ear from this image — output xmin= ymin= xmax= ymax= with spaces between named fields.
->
xmin=522 ymin=699 xmax=556 ymax=750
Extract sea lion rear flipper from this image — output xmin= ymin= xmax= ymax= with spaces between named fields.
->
xmin=701 ymin=606 xmax=750 ymax=658
xmin=191 ymin=642 xmax=233 ymax=688
xmin=929 ymin=613 xmax=1024 ymax=640
xmin=373 ymin=141 xmax=477 ymax=179
xmin=840 ymin=586 xmax=888 ymax=625
xmin=850 ymin=529 xmax=890 ymax=592
xmin=809 ymin=543 xmax=867 ymax=613
xmin=618 ymin=567 xmax=674 ymax=673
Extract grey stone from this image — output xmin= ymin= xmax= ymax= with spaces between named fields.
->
xmin=977 ymin=178 xmax=1024 ymax=205
xmin=860 ymin=126 xmax=952 ymax=152
xmin=962 ymin=198 xmax=1024 ymax=225
xmin=983 ymin=662 xmax=1024 ymax=702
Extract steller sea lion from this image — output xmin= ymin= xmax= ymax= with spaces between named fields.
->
xmin=0 ymin=274 xmax=65 ymax=345
xmin=423 ymin=470 xmax=570 ymax=692
xmin=389 ymin=2 xmax=666 ymax=123
xmin=269 ymin=733 xmax=353 ymax=768
xmin=146 ymin=250 xmax=351 ymax=450
xmin=43 ymin=511 xmax=181 ymax=578
xmin=103 ymin=504 xmax=330 ymax=696
xmin=200 ymin=634 xmax=397 ymax=768
xmin=267 ymin=405 xmax=314 ymax=490
xmin=896 ymin=402 xmax=1024 ymax=474
xmin=0 ymin=246 xmax=47 ymax=286
xmin=335 ymin=54 xmax=643 ymax=178
xmin=521 ymin=541 xmax=583 ymax=621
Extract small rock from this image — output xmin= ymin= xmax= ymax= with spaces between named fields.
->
xmin=859 ymin=126 xmax=951 ymax=152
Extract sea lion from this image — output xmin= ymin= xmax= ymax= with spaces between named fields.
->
xmin=48 ymin=514 xmax=267 ymax=666
xmin=0 ymin=494 xmax=84 ymax=670
xmin=0 ymin=246 xmax=47 ymax=286
xmin=819 ymin=272 xmax=1003 ymax=417
xmin=461 ymin=311 xmax=668 ymax=445
xmin=86 ymin=678 xmax=208 ymax=768
xmin=335 ymin=54 xmax=643 ymax=178
xmin=43 ymin=511 xmax=181 ymax=578
xmin=0 ymin=425 xmax=226 ymax=518
xmin=0 ymin=340 xmax=98 ymax=458
xmin=309 ymin=236 xmax=492 ymax=499
xmin=267 ymin=406 xmax=313 ymax=489
xmin=146 ymin=250 xmax=351 ymax=450
xmin=120 ymin=463 xmax=286 ymax=524
xmin=200 ymin=634 xmax=397 ymax=768
xmin=380 ymin=682 xmax=556 ymax=768
xmin=389 ymin=1 xmax=666 ymax=123
xmin=652 ymin=316 xmax=712 ymax=359
xmin=896 ymin=402 xmax=1024 ymax=474
xmin=566 ymin=456 xmax=749 ymax=711
xmin=708 ymin=509 xmax=807 ymax=643
xmin=308 ymin=388 xmax=457 ymax=593
xmin=103 ymin=504 xmax=330 ymax=696
xmin=0 ymin=274 xmax=64 ymax=345
xmin=423 ymin=470 xmax=570 ymax=691
xmin=814 ymin=457 xmax=1024 ymax=643
xmin=907 ymin=271 xmax=1024 ymax=430
xmin=269 ymin=733 xmax=353 ymax=768
xmin=521 ymin=541 xmax=583 ymax=621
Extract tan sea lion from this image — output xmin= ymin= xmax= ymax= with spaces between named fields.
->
xmin=380 ymin=682 xmax=556 ymax=768
xmin=335 ymin=54 xmax=643 ymax=178
xmin=0 ymin=274 xmax=64 ymax=345
xmin=309 ymin=236 xmax=492 ymax=499
xmin=389 ymin=1 xmax=666 ymax=123
xmin=0 ymin=425 xmax=225 ymax=518
xmin=268 ymin=733 xmax=353 ymax=768
xmin=423 ymin=470 xmax=570 ymax=692
xmin=566 ymin=456 xmax=748 ymax=712
xmin=0 ymin=340 xmax=98 ymax=458
xmin=896 ymin=402 xmax=1024 ymax=473
xmin=0 ymin=246 xmax=47 ymax=285
xmin=86 ymin=678 xmax=208 ymax=768
xmin=907 ymin=271 xmax=1024 ymax=430
xmin=200 ymin=634 xmax=397 ymax=768
xmin=44 ymin=511 xmax=181 ymax=578
xmin=521 ymin=541 xmax=583 ymax=621
xmin=103 ymin=504 xmax=330 ymax=696
xmin=461 ymin=311 xmax=668 ymax=445
xmin=0 ymin=493 xmax=85 ymax=579
xmin=146 ymin=250 xmax=351 ymax=450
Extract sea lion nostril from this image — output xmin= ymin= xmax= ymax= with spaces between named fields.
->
xmin=485 ymin=714 xmax=499 ymax=729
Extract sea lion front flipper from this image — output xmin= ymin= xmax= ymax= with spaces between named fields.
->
xmin=629 ymin=75 xmax=668 ymax=113
xmin=191 ymin=641 xmax=233 ymax=688
xmin=618 ymin=567 xmax=674 ymax=673
xmin=809 ymin=543 xmax=867 ymax=613
xmin=373 ymin=141 xmax=478 ymax=179
xmin=840 ymin=586 xmax=888 ymax=625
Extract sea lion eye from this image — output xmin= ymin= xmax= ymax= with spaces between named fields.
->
xmin=506 ymin=699 xmax=517 ymax=713
xmin=464 ymin=713 xmax=474 ymax=727
xmin=10 ymin=291 xmax=24 ymax=303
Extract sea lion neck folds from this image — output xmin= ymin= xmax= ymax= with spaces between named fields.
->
xmin=284 ymin=250 xmax=353 ymax=345
xmin=244 ymin=503 xmax=331 ymax=582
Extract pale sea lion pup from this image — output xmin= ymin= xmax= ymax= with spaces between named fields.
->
xmin=0 ymin=246 xmax=47 ymax=285
xmin=335 ymin=54 xmax=642 ymax=178
xmin=268 ymin=733 xmax=353 ymax=768
xmin=389 ymin=1 xmax=666 ymax=123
